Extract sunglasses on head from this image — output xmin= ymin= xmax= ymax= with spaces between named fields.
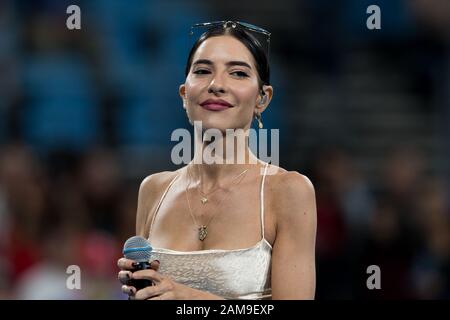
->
xmin=189 ymin=20 xmax=271 ymax=57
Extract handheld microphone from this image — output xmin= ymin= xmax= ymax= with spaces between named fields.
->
xmin=122 ymin=235 xmax=153 ymax=290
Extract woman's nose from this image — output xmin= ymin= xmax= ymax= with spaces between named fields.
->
xmin=207 ymin=75 xmax=226 ymax=94
xmin=208 ymin=86 xmax=225 ymax=94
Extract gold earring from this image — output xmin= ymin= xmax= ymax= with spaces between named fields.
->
xmin=255 ymin=113 xmax=263 ymax=129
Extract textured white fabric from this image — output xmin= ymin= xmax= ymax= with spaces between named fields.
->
xmin=148 ymin=163 xmax=272 ymax=300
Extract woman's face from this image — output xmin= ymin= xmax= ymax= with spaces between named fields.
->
xmin=180 ymin=35 xmax=271 ymax=132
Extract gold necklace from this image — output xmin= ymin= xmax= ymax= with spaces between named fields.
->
xmin=185 ymin=165 xmax=249 ymax=241
xmin=188 ymin=165 xmax=249 ymax=205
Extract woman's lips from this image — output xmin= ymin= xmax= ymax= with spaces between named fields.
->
xmin=200 ymin=103 xmax=231 ymax=111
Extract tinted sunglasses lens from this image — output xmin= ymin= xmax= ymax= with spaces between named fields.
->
xmin=238 ymin=22 xmax=270 ymax=36
xmin=190 ymin=21 xmax=270 ymax=56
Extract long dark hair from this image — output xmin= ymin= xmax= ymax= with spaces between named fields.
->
xmin=185 ymin=26 xmax=270 ymax=90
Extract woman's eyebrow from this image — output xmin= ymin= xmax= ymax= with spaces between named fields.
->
xmin=192 ymin=59 xmax=213 ymax=66
xmin=192 ymin=59 xmax=252 ymax=70
xmin=226 ymin=61 xmax=252 ymax=70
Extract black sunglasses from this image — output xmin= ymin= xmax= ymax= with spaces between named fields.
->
xmin=189 ymin=20 xmax=271 ymax=56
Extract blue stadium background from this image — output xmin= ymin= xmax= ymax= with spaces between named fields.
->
xmin=0 ymin=0 xmax=449 ymax=299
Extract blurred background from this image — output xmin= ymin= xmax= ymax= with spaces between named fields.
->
xmin=0 ymin=0 xmax=449 ymax=299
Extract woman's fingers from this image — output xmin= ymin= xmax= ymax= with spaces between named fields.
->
xmin=117 ymin=258 xmax=135 ymax=270
xmin=118 ymin=270 xmax=133 ymax=284
xmin=117 ymin=258 xmax=160 ymax=271
xmin=118 ymin=259 xmax=162 ymax=296
xmin=147 ymin=292 xmax=173 ymax=300
xmin=121 ymin=284 xmax=136 ymax=296
xmin=132 ymin=269 xmax=164 ymax=283
xmin=134 ymin=283 xmax=167 ymax=300
xmin=150 ymin=260 xmax=160 ymax=271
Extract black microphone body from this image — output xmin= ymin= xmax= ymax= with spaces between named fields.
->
xmin=129 ymin=261 xmax=153 ymax=290
xmin=123 ymin=236 xmax=154 ymax=291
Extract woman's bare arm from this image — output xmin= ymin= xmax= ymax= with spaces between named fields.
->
xmin=270 ymin=171 xmax=317 ymax=299
xmin=135 ymin=171 xmax=177 ymax=237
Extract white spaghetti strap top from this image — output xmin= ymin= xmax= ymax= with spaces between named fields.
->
xmin=148 ymin=162 xmax=272 ymax=300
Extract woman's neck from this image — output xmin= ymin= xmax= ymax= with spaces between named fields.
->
xmin=190 ymin=131 xmax=262 ymax=187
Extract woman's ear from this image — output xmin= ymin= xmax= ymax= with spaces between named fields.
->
xmin=256 ymin=85 xmax=273 ymax=113
xmin=179 ymin=84 xmax=187 ymax=109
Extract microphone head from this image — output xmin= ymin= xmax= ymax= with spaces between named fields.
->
xmin=122 ymin=236 xmax=153 ymax=262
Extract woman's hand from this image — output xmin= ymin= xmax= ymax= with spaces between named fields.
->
xmin=117 ymin=258 xmax=160 ymax=297
xmin=117 ymin=258 xmax=195 ymax=299
xmin=130 ymin=270 xmax=225 ymax=300
xmin=118 ymin=257 xmax=224 ymax=300
xmin=127 ymin=268 xmax=194 ymax=300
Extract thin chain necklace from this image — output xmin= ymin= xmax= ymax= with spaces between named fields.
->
xmin=185 ymin=165 xmax=249 ymax=241
xmin=188 ymin=164 xmax=249 ymax=205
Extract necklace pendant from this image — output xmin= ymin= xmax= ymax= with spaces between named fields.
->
xmin=200 ymin=197 xmax=208 ymax=204
xmin=198 ymin=226 xmax=208 ymax=241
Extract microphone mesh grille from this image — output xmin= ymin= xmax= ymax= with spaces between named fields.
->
xmin=123 ymin=236 xmax=153 ymax=262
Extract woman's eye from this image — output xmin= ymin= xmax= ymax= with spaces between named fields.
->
xmin=231 ymin=71 xmax=249 ymax=78
xmin=193 ymin=69 xmax=210 ymax=75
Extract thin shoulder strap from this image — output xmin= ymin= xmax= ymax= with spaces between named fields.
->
xmin=148 ymin=173 xmax=180 ymax=238
xmin=260 ymin=162 xmax=270 ymax=240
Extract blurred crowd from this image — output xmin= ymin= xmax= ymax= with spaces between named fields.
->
xmin=0 ymin=144 xmax=133 ymax=299
xmin=310 ymin=144 xmax=450 ymax=299
xmin=0 ymin=0 xmax=449 ymax=299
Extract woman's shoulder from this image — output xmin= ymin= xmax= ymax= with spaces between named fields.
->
xmin=135 ymin=168 xmax=184 ymax=236
xmin=139 ymin=168 xmax=182 ymax=194
xmin=265 ymin=163 xmax=315 ymax=194
xmin=265 ymin=164 xmax=316 ymax=217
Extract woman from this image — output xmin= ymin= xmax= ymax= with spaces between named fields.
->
xmin=117 ymin=21 xmax=317 ymax=300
